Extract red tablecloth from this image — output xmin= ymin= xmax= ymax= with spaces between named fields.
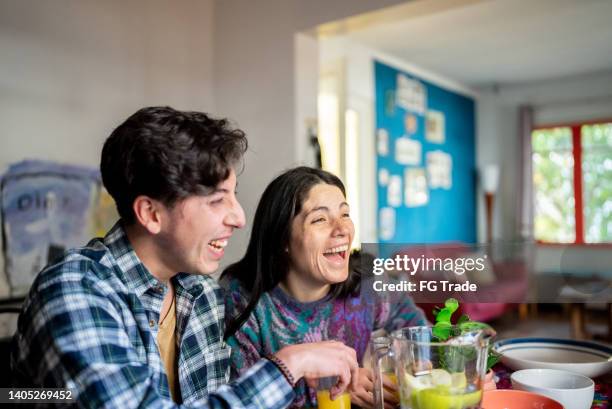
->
xmin=493 ymin=364 xmax=611 ymax=409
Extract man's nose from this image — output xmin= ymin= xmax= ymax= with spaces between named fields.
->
xmin=226 ymin=198 xmax=246 ymax=229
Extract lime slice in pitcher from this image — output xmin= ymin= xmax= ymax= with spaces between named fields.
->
xmin=450 ymin=372 xmax=467 ymax=390
xmin=403 ymin=373 xmax=430 ymax=390
xmin=430 ymin=369 xmax=452 ymax=387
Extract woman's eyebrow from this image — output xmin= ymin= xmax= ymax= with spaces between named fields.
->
xmin=305 ymin=206 xmax=329 ymax=216
xmin=306 ymin=202 xmax=349 ymax=216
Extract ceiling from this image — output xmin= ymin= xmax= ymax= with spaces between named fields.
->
xmin=343 ymin=0 xmax=612 ymax=86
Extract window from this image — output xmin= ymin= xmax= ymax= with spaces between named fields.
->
xmin=532 ymin=121 xmax=611 ymax=244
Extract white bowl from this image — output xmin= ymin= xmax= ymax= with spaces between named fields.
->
xmin=511 ymin=369 xmax=594 ymax=409
xmin=494 ymin=338 xmax=612 ymax=378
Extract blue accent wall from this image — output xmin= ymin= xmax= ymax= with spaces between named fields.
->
xmin=375 ymin=60 xmax=476 ymax=243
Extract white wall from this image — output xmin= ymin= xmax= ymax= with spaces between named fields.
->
xmin=475 ymin=90 xmax=520 ymax=243
xmin=0 ymin=0 xmax=216 ymax=297
xmin=212 ymin=0 xmax=410 ymax=266
xmin=485 ymin=71 xmax=612 ymax=126
xmin=0 ymin=0 xmax=216 ymax=170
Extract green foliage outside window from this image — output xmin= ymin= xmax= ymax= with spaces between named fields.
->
xmin=532 ymin=127 xmax=575 ymax=242
xmin=582 ymin=123 xmax=612 ymax=243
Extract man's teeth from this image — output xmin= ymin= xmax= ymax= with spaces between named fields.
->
xmin=208 ymin=239 xmax=228 ymax=250
xmin=323 ymin=244 xmax=349 ymax=255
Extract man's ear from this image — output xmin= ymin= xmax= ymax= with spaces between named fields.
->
xmin=132 ymin=196 xmax=163 ymax=234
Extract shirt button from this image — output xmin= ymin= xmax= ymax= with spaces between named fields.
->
xmin=149 ymin=319 xmax=156 ymax=328
xmin=157 ymin=286 xmax=164 ymax=293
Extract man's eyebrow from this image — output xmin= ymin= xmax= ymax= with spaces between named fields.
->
xmin=211 ymin=188 xmax=230 ymax=194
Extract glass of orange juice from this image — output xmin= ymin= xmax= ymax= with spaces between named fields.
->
xmin=316 ymin=376 xmax=351 ymax=409
xmin=384 ymin=371 xmax=398 ymax=386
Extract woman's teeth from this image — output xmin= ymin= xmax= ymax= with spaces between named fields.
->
xmin=208 ymin=239 xmax=228 ymax=251
xmin=323 ymin=244 xmax=349 ymax=259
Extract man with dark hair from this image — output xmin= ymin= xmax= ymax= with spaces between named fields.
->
xmin=11 ymin=107 xmax=358 ymax=408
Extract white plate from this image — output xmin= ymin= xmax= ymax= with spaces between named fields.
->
xmin=494 ymin=338 xmax=612 ymax=378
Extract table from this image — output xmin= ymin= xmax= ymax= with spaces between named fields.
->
xmin=568 ymin=303 xmax=612 ymax=342
xmin=493 ymin=364 xmax=611 ymax=409
xmin=555 ymin=275 xmax=612 ymax=341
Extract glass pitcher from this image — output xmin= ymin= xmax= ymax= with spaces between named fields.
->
xmin=376 ymin=326 xmax=494 ymax=409
xmin=370 ymin=336 xmax=397 ymax=408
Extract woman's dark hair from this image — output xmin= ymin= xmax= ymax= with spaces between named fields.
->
xmin=222 ymin=166 xmax=361 ymax=339
xmin=101 ymin=106 xmax=247 ymax=224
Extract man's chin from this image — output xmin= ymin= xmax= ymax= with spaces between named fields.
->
xmin=193 ymin=260 xmax=219 ymax=275
xmin=200 ymin=267 xmax=218 ymax=276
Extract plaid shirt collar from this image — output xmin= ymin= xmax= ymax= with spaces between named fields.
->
xmin=103 ymin=221 xmax=204 ymax=299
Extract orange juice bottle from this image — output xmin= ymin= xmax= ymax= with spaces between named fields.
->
xmin=316 ymin=390 xmax=351 ymax=409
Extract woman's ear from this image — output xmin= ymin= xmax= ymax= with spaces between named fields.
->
xmin=132 ymin=195 xmax=163 ymax=234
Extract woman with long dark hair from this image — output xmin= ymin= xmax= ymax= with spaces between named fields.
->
xmin=222 ymin=167 xmax=425 ymax=408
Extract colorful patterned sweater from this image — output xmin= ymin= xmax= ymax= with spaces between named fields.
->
xmin=223 ymin=277 xmax=426 ymax=408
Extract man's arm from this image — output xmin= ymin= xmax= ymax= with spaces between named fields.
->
xmin=11 ymin=273 xmax=293 ymax=409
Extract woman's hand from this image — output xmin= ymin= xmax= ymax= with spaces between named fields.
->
xmin=350 ymin=368 xmax=399 ymax=409
xmin=350 ymin=367 xmax=375 ymax=408
xmin=274 ymin=341 xmax=359 ymax=399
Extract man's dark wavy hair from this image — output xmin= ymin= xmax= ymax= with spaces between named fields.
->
xmin=222 ymin=166 xmax=362 ymax=339
xmin=101 ymin=106 xmax=247 ymax=224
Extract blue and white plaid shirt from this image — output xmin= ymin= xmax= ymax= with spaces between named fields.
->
xmin=11 ymin=221 xmax=295 ymax=408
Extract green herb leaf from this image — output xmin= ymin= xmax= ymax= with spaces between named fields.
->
xmin=435 ymin=308 xmax=452 ymax=324
xmin=444 ymin=298 xmax=459 ymax=314
xmin=457 ymin=314 xmax=470 ymax=325
xmin=433 ymin=321 xmax=452 ymax=340
xmin=458 ymin=321 xmax=491 ymax=333
xmin=486 ymin=349 xmax=501 ymax=371
xmin=432 ymin=299 xmax=499 ymax=373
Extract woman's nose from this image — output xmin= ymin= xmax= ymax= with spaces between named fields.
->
xmin=332 ymin=217 xmax=351 ymax=237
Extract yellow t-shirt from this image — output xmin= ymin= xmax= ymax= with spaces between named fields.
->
xmin=157 ymin=293 xmax=180 ymax=403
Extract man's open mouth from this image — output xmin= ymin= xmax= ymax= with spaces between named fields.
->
xmin=208 ymin=239 xmax=228 ymax=253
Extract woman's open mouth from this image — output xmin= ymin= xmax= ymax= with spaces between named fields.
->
xmin=322 ymin=244 xmax=349 ymax=263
